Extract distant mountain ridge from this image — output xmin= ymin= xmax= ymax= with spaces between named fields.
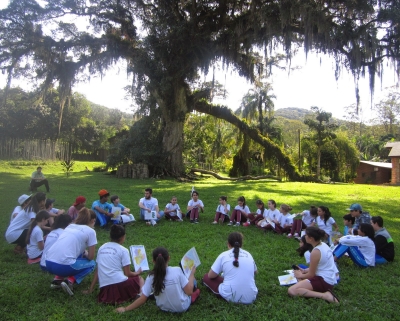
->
xmin=275 ymin=107 xmax=312 ymax=120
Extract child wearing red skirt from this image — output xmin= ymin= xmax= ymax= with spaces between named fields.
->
xmin=84 ymin=225 xmax=143 ymax=304
xmin=228 ymin=196 xmax=251 ymax=226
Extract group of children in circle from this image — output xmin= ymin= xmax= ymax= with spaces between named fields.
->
xmin=5 ymin=188 xmax=395 ymax=312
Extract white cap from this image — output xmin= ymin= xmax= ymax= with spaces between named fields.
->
xmin=18 ymin=194 xmax=32 ymax=205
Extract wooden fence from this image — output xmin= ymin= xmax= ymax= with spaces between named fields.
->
xmin=0 ymin=138 xmax=70 ymax=160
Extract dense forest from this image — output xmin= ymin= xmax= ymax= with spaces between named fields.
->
xmin=1 ymin=85 xmax=399 ymax=181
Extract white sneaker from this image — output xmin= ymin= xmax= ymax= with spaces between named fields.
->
xmin=227 ymin=221 xmax=233 ymax=226
xmin=61 ymin=281 xmax=74 ymax=296
xmin=294 ymin=233 xmax=299 ymax=237
xmin=235 ymin=222 xmax=240 ymax=227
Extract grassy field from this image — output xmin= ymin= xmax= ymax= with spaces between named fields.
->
xmin=0 ymin=160 xmax=399 ymax=321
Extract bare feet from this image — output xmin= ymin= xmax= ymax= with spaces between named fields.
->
xmin=323 ymin=290 xmax=340 ymax=303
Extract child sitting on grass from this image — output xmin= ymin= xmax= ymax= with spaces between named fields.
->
xmin=342 ymin=213 xmax=355 ymax=235
xmin=274 ymin=204 xmax=293 ymax=234
xmin=26 ymin=210 xmax=50 ymax=264
xmin=116 ymin=247 xmax=200 ymax=313
xmin=287 ymin=206 xmax=318 ymax=238
xmin=110 ymin=195 xmax=134 ymax=224
xmin=40 ymin=214 xmax=72 ymax=272
xmin=229 ymin=196 xmax=251 ymax=226
xmin=84 ymin=225 xmax=144 ymax=304
xmin=164 ymin=196 xmax=183 ymax=221
xmin=212 ymin=196 xmax=230 ymax=224
xmin=187 ymin=191 xmax=204 ymax=224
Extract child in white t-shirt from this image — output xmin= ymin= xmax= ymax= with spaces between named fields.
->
xmin=229 ymin=196 xmax=251 ymax=226
xmin=212 ymin=196 xmax=230 ymax=224
xmin=243 ymin=199 xmax=267 ymax=226
xmin=84 ymin=225 xmax=143 ymax=304
xmin=116 ymin=247 xmax=200 ymax=313
xmin=26 ymin=210 xmax=50 ymax=264
xmin=10 ymin=194 xmax=32 ymax=222
xmin=186 ymin=191 xmax=204 ymax=224
xmin=310 ymin=206 xmax=339 ymax=245
xmin=202 ymin=232 xmax=258 ymax=304
xmin=275 ymin=204 xmax=293 ymax=234
xmin=164 ymin=196 xmax=183 ymax=221
xmin=257 ymin=200 xmax=281 ymax=231
xmin=40 ymin=214 xmax=72 ymax=272
xmin=287 ymin=206 xmax=318 ymax=238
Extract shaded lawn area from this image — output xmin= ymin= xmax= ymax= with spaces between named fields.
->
xmin=0 ymin=161 xmax=399 ymax=321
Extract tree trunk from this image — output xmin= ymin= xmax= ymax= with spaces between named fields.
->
xmin=154 ymin=83 xmax=188 ymax=176
xmin=193 ymin=101 xmax=301 ymax=180
xmin=317 ymin=147 xmax=321 ymax=179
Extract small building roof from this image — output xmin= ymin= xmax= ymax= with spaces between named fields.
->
xmin=385 ymin=141 xmax=400 ymax=157
xmin=359 ymin=161 xmax=392 ymax=169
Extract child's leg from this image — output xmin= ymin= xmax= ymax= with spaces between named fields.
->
xmin=375 ymin=254 xmax=388 ymax=265
xmin=347 ymin=246 xmax=369 ymax=267
xmin=190 ymin=208 xmax=199 ymax=220
xmin=229 ymin=210 xmax=237 ymax=222
xmin=332 ymin=244 xmax=349 ymax=260
xmin=253 ymin=214 xmax=264 ymax=225
xmin=202 ymin=273 xmax=223 ymax=297
xmin=240 ymin=213 xmax=248 ymax=223
xmin=165 ymin=212 xmax=172 ymax=220
xmin=214 ymin=212 xmax=222 ymax=222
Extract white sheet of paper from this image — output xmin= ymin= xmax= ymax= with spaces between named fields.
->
xmin=181 ymin=247 xmax=201 ymax=278
xmin=144 ymin=210 xmax=157 ymax=220
xmin=129 ymin=245 xmax=150 ymax=271
xmin=278 ymin=274 xmax=297 ymax=286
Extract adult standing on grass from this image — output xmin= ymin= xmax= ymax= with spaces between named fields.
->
xmin=138 ymin=188 xmax=164 ymax=224
xmin=45 ymin=207 xmax=97 ymax=296
xmin=348 ymin=203 xmax=371 ymax=235
xmin=288 ymin=227 xmax=339 ymax=303
xmin=5 ymin=192 xmax=46 ymax=254
xmin=371 ymin=216 xmax=395 ymax=263
xmin=116 ymin=247 xmax=200 ymax=313
xmin=83 ymin=225 xmax=144 ymax=304
xmin=92 ymin=189 xmax=113 ymax=229
xmin=30 ymin=166 xmax=50 ymax=193
xmin=67 ymin=196 xmax=86 ymax=222
xmin=202 ymin=232 xmax=258 ymax=304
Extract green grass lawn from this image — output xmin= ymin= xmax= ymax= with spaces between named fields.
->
xmin=0 ymin=160 xmax=399 ymax=321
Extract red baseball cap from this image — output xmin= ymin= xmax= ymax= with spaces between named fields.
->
xmin=98 ymin=189 xmax=109 ymax=197
xmin=73 ymin=196 xmax=86 ymax=206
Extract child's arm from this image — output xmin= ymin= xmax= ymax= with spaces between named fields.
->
xmin=85 ymin=245 xmax=96 ymax=261
xmin=38 ymin=240 xmax=44 ymax=251
xmin=82 ymin=268 xmax=98 ymax=294
xmin=183 ymin=266 xmax=196 ymax=296
xmin=116 ymin=294 xmax=148 ymax=313
xmin=294 ymin=249 xmax=319 ymax=280
xmin=123 ymin=266 xmax=143 ymax=278
xmin=332 ymin=222 xmax=339 ymax=232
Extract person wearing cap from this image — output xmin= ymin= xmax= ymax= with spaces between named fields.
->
xmin=67 ymin=196 xmax=87 ymax=222
xmin=371 ymin=216 xmax=395 ymax=263
xmin=30 ymin=166 xmax=50 ymax=193
xmin=92 ymin=189 xmax=113 ymax=228
xmin=348 ymin=203 xmax=371 ymax=235
xmin=10 ymin=194 xmax=32 ymax=222
xmin=138 ymin=188 xmax=164 ymax=224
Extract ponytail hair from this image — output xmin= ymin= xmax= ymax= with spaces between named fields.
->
xmin=150 ymin=247 xmax=169 ymax=296
xmin=51 ymin=214 xmax=72 ymax=230
xmin=360 ymin=223 xmax=375 ymax=241
xmin=26 ymin=210 xmax=50 ymax=244
xmin=280 ymin=204 xmax=292 ymax=213
xmin=75 ymin=207 xmax=96 ymax=225
xmin=256 ymin=199 xmax=265 ymax=213
xmin=110 ymin=224 xmax=126 ymax=242
xmin=25 ymin=192 xmax=46 ymax=214
xmin=228 ymin=232 xmax=243 ymax=267
xmin=305 ymin=226 xmax=326 ymax=241
xmin=268 ymin=199 xmax=277 ymax=209
xmin=237 ymin=196 xmax=246 ymax=209
xmin=318 ymin=206 xmax=332 ymax=224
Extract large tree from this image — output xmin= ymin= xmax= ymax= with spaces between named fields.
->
xmin=0 ymin=0 xmax=399 ymax=176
